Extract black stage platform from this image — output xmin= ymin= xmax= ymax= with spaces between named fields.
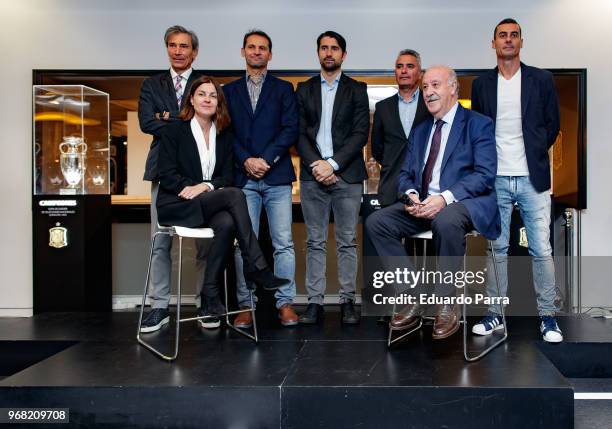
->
xmin=1 ymin=310 xmax=611 ymax=428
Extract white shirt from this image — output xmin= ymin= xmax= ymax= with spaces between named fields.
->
xmin=496 ymin=68 xmax=529 ymax=176
xmin=190 ymin=117 xmax=216 ymax=190
xmin=405 ymin=102 xmax=458 ymax=205
xmin=170 ymin=67 xmax=193 ymax=101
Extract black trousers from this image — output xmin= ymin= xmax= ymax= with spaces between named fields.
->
xmin=194 ymin=187 xmax=267 ymax=298
xmin=365 ymin=202 xmax=474 ymax=297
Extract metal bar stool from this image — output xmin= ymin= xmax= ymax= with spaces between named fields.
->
xmin=387 ymin=230 xmax=433 ymax=347
xmin=137 ymin=225 xmax=258 ymax=361
xmin=387 ymin=230 xmax=508 ymax=362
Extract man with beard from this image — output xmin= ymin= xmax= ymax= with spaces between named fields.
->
xmin=296 ymin=31 xmax=370 ymax=325
xmin=371 ymin=49 xmax=430 ymax=207
xmin=471 ymin=18 xmax=562 ymax=342
xmin=223 ymin=30 xmax=300 ymax=327
xmin=366 ymin=66 xmax=499 ymax=340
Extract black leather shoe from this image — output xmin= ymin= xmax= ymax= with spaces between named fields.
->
xmin=245 ymin=269 xmax=290 ymax=291
xmin=389 ymin=303 xmax=423 ymax=331
xmin=298 ymin=303 xmax=324 ymax=324
xmin=341 ymin=302 xmax=360 ymax=325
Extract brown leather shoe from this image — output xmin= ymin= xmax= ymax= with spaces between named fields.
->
xmin=279 ymin=304 xmax=298 ymax=326
xmin=389 ymin=303 xmax=423 ymax=331
xmin=233 ymin=307 xmax=253 ymax=328
xmin=432 ymin=303 xmax=460 ymax=339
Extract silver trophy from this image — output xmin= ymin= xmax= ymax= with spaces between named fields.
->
xmin=59 ymin=136 xmax=87 ymax=192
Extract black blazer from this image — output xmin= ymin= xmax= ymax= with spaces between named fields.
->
xmin=370 ymin=90 xmax=431 ymax=206
xmin=156 ymin=121 xmax=234 ymax=227
xmin=296 ymin=73 xmax=370 ymax=183
xmin=471 ymin=63 xmax=560 ymax=192
xmin=138 ymin=70 xmax=200 ymax=181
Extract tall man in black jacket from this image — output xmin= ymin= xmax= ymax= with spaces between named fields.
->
xmin=296 ymin=31 xmax=370 ymax=325
xmin=138 ymin=25 xmax=204 ymax=332
xmin=471 ymin=18 xmax=562 ymax=342
xmin=371 ymin=49 xmax=430 ymax=207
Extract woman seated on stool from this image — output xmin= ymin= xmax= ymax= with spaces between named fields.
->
xmin=156 ymin=75 xmax=289 ymax=328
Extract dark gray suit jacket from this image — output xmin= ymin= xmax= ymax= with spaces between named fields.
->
xmin=296 ymin=73 xmax=370 ymax=183
xmin=138 ymin=70 xmax=200 ymax=181
xmin=370 ymin=90 xmax=431 ymax=206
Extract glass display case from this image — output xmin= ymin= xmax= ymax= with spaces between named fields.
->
xmin=33 ymin=85 xmax=110 ymax=195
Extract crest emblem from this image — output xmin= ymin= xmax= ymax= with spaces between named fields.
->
xmin=49 ymin=223 xmax=68 ymax=248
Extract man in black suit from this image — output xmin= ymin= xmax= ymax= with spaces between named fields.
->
xmin=371 ymin=49 xmax=430 ymax=207
xmin=138 ymin=25 xmax=205 ymax=333
xmin=471 ymin=18 xmax=563 ymax=343
xmin=368 ymin=49 xmax=431 ymax=323
xmin=296 ymin=31 xmax=370 ymax=325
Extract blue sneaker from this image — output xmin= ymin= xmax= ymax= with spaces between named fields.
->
xmin=140 ymin=308 xmax=170 ymax=333
xmin=540 ymin=316 xmax=563 ymax=343
xmin=472 ymin=312 xmax=504 ymax=336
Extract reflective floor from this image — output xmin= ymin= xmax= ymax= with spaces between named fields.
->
xmin=0 ymin=309 xmax=610 ymax=428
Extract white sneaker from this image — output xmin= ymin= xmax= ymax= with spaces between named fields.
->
xmin=472 ymin=313 xmax=504 ymax=336
xmin=540 ymin=316 xmax=563 ymax=343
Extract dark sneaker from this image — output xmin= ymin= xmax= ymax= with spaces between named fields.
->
xmin=298 ymin=303 xmax=324 ymax=324
xmin=245 ymin=269 xmax=291 ymax=291
xmin=198 ymin=296 xmax=226 ymax=329
xmin=140 ymin=308 xmax=170 ymax=333
xmin=341 ymin=302 xmax=360 ymax=325
xmin=472 ymin=312 xmax=504 ymax=336
xmin=540 ymin=316 xmax=563 ymax=343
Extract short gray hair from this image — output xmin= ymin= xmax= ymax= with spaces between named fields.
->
xmin=425 ymin=65 xmax=460 ymax=93
xmin=447 ymin=67 xmax=460 ymax=93
xmin=164 ymin=25 xmax=199 ymax=51
xmin=397 ymin=49 xmax=421 ymax=67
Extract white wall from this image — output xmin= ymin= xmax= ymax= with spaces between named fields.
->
xmin=1 ymin=0 xmax=611 ymax=315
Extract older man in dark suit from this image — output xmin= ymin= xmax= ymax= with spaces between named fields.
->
xmin=296 ymin=31 xmax=370 ymax=325
xmin=471 ymin=18 xmax=562 ymax=343
xmin=138 ymin=25 xmax=204 ymax=333
xmin=371 ymin=49 xmax=431 ymax=207
xmin=366 ymin=65 xmax=500 ymax=339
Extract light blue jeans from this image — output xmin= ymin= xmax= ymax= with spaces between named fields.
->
xmin=487 ymin=176 xmax=557 ymax=316
xmin=234 ymin=180 xmax=296 ymax=309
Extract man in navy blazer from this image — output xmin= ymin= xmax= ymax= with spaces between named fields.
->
xmin=471 ymin=18 xmax=562 ymax=343
xmin=223 ymin=30 xmax=299 ymax=327
xmin=138 ymin=25 xmax=207 ymax=333
xmin=366 ymin=65 xmax=500 ymax=340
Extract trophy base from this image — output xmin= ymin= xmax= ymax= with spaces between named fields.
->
xmin=59 ymin=188 xmax=78 ymax=195
xmin=33 ymin=194 xmax=112 ymax=313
